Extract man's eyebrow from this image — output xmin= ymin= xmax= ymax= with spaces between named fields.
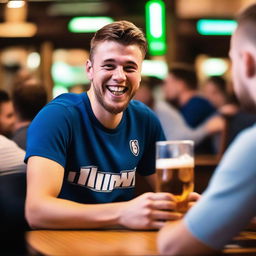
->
xmin=103 ymin=59 xmax=138 ymax=67
xmin=103 ymin=58 xmax=115 ymax=63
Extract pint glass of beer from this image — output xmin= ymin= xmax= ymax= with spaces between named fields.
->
xmin=156 ymin=140 xmax=194 ymax=213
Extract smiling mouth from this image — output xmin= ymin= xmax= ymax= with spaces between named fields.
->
xmin=107 ymin=86 xmax=128 ymax=96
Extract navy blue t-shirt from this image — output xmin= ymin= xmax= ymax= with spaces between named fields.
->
xmin=25 ymin=93 xmax=165 ymax=204
xmin=180 ymin=96 xmax=216 ymax=154
xmin=180 ymin=96 xmax=216 ymax=128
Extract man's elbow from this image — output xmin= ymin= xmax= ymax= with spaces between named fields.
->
xmin=157 ymin=230 xmax=179 ymax=255
xmin=25 ymin=202 xmax=44 ymax=229
xmin=157 ymin=221 xmax=217 ymax=256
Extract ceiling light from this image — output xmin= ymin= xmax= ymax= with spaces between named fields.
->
xmin=7 ymin=0 xmax=25 ymax=8
xmin=0 ymin=2 xmax=37 ymax=37
xmin=197 ymin=19 xmax=237 ymax=35
xmin=68 ymin=17 xmax=113 ymax=33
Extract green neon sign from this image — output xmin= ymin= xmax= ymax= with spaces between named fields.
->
xmin=145 ymin=0 xmax=166 ymax=55
xmin=197 ymin=19 xmax=237 ymax=35
xmin=68 ymin=17 xmax=114 ymax=33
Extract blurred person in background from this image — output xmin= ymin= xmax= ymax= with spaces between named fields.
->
xmin=0 ymin=89 xmax=26 ymax=172
xmin=68 ymin=83 xmax=90 ymax=94
xmin=134 ymin=76 xmax=224 ymax=145
xmin=163 ymin=66 xmax=217 ymax=154
xmin=11 ymin=80 xmax=48 ymax=150
xmin=0 ymin=89 xmax=15 ymax=138
xmin=203 ymin=75 xmax=240 ymax=116
xmin=203 ymin=76 xmax=256 ymax=149
xmin=203 ymin=76 xmax=231 ymax=110
xmin=24 ymin=21 xmax=200 ymax=231
xmin=157 ymin=3 xmax=256 ymax=255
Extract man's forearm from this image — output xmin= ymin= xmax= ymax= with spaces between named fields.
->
xmin=26 ymin=197 xmax=126 ymax=229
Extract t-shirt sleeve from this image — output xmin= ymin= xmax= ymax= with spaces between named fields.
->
xmin=25 ymin=103 xmax=72 ymax=167
xmin=184 ymin=125 xmax=256 ymax=250
xmin=137 ymin=110 xmax=166 ymax=176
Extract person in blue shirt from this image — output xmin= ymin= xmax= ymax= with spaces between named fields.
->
xmin=157 ymin=3 xmax=256 ymax=255
xmin=163 ymin=65 xmax=217 ymax=154
xmin=24 ymin=20 xmax=189 ymax=230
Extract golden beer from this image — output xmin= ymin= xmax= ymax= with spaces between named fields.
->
xmin=156 ymin=157 xmax=194 ymax=213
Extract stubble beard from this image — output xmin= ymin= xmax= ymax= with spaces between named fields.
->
xmin=93 ymin=82 xmax=135 ymax=115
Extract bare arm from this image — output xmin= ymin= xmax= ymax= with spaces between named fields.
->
xmin=157 ymin=220 xmax=217 ymax=255
xmin=25 ymin=156 xmax=181 ymax=230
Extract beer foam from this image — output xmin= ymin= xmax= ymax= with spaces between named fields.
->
xmin=156 ymin=154 xmax=194 ymax=168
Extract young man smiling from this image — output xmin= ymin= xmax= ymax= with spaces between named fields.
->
xmin=25 ymin=21 xmax=184 ymax=230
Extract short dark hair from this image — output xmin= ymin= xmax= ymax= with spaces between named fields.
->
xmin=206 ymin=76 xmax=227 ymax=94
xmin=236 ymin=3 xmax=256 ymax=43
xmin=169 ymin=66 xmax=198 ymax=90
xmin=89 ymin=20 xmax=147 ymax=61
xmin=0 ymin=89 xmax=10 ymax=104
xmin=237 ymin=3 xmax=256 ymax=24
xmin=12 ymin=83 xmax=48 ymax=121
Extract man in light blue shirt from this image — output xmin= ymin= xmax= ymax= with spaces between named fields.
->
xmin=157 ymin=3 xmax=256 ymax=255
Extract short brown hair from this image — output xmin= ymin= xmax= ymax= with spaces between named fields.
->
xmin=89 ymin=20 xmax=147 ymax=61
xmin=12 ymin=83 xmax=47 ymax=121
xmin=236 ymin=3 xmax=256 ymax=43
xmin=169 ymin=66 xmax=198 ymax=90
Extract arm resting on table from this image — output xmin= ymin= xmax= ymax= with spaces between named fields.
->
xmin=157 ymin=220 xmax=217 ymax=255
xmin=25 ymin=156 xmax=181 ymax=230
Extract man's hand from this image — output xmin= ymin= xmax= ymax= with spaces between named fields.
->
xmin=119 ymin=192 xmax=182 ymax=230
xmin=187 ymin=192 xmax=201 ymax=210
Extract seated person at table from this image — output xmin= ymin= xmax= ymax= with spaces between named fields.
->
xmin=134 ymin=76 xmax=224 ymax=146
xmin=25 ymin=21 xmax=198 ymax=230
xmin=12 ymin=80 xmax=48 ymax=150
xmin=163 ymin=65 xmax=217 ymax=154
xmin=157 ymin=3 xmax=256 ymax=255
xmin=0 ymin=89 xmax=26 ymax=172
xmin=0 ymin=89 xmax=15 ymax=138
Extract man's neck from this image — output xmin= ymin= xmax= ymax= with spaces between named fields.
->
xmin=14 ymin=120 xmax=31 ymax=131
xmin=87 ymin=90 xmax=123 ymax=129
xmin=179 ymin=90 xmax=196 ymax=106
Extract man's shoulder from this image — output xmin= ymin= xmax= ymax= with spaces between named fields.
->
xmin=128 ymin=100 xmax=157 ymax=119
xmin=49 ymin=92 xmax=85 ymax=109
xmin=189 ymin=95 xmax=212 ymax=105
xmin=186 ymin=95 xmax=216 ymax=112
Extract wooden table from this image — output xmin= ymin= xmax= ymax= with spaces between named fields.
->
xmin=26 ymin=229 xmax=256 ymax=256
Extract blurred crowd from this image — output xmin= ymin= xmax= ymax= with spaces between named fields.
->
xmin=1 ymin=63 xmax=256 ymax=172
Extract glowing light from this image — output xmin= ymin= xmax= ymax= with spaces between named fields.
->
xmin=142 ymin=59 xmax=168 ymax=79
xmin=68 ymin=17 xmax=114 ymax=33
xmin=197 ymin=19 xmax=237 ymax=35
xmin=145 ymin=0 xmax=166 ymax=55
xmin=202 ymin=58 xmax=228 ymax=76
xmin=27 ymin=52 xmax=40 ymax=69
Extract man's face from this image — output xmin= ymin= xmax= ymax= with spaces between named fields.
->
xmin=0 ymin=101 xmax=15 ymax=137
xmin=87 ymin=40 xmax=143 ymax=115
xmin=162 ymin=74 xmax=181 ymax=105
xmin=229 ymin=30 xmax=256 ymax=110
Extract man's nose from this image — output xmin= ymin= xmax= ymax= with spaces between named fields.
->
xmin=113 ymin=67 xmax=126 ymax=82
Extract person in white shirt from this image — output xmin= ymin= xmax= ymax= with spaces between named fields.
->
xmin=0 ymin=134 xmax=26 ymax=172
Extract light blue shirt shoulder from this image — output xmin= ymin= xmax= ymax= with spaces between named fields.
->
xmin=185 ymin=124 xmax=256 ymax=249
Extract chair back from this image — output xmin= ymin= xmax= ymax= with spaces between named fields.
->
xmin=0 ymin=170 xmax=30 ymax=233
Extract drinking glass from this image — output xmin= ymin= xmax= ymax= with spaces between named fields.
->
xmin=156 ymin=140 xmax=194 ymax=213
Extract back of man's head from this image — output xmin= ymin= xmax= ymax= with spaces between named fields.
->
xmin=236 ymin=3 xmax=256 ymax=44
xmin=12 ymin=83 xmax=48 ymax=122
xmin=169 ymin=66 xmax=198 ymax=91
xmin=89 ymin=20 xmax=147 ymax=61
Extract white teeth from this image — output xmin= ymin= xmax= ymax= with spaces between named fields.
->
xmin=107 ymin=86 xmax=127 ymax=96
xmin=108 ymin=86 xmax=126 ymax=92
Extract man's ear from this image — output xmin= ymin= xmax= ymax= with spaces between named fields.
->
xmin=86 ymin=59 xmax=93 ymax=80
xmin=243 ymin=51 xmax=255 ymax=78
